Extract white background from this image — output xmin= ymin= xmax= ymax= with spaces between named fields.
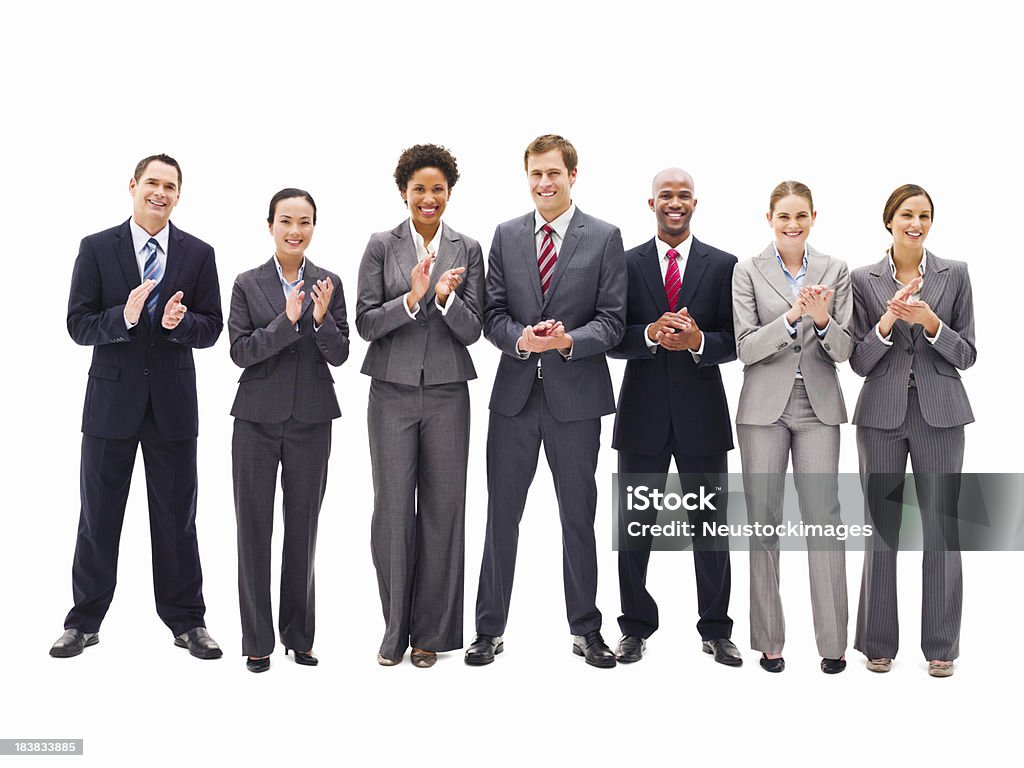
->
xmin=2 ymin=1 xmax=1022 ymax=765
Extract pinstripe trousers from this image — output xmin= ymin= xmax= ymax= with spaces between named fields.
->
xmin=737 ymin=381 xmax=848 ymax=659
xmin=475 ymin=379 xmax=603 ymax=637
xmin=854 ymin=387 xmax=964 ymax=661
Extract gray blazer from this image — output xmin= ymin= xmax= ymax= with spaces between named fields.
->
xmin=484 ymin=208 xmax=626 ymax=421
xmin=355 ymin=220 xmax=484 ymax=385
xmin=850 ymin=251 xmax=976 ymax=429
xmin=733 ymin=243 xmax=853 ymax=426
xmin=229 ymin=257 xmax=349 ymax=423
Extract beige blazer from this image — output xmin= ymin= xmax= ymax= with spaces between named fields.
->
xmin=733 ymin=243 xmax=853 ymax=426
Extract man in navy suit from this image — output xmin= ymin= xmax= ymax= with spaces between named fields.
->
xmin=609 ymin=168 xmax=741 ymax=666
xmin=50 ymin=154 xmax=224 ymax=660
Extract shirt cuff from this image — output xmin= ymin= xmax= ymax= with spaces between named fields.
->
xmin=435 ymin=295 xmax=452 ymax=316
xmin=875 ymin=323 xmax=894 ymax=346
xmin=515 ymin=340 xmax=531 ymax=359
xmin=404 ymin=293 xmax=420 ymax=319
xmin=559 ymin=340 xmax=574 ymax=360
xmin=815 ymin=318 xmax=831 ymax=338
xmin=925 ymin=320 xmax=943 ymax=344
xmin=785 ymin=316 xmax=798 ymax=337
xmin=644 ymin=324 xmax=659 ymax=352
xmin=124 ymin=312 xmax=138 ymax=330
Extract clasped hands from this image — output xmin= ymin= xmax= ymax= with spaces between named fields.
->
xmin=879 ymin=277 xmax=939 ymax=336
xmin=406 ymin=255 xmax=465 ymax=311
xmin=124 ymin=279 xmax=187 ymax=330
xmin=284 ymin=277 xmax=334 ymax=325
xmin=517 ymin=319 xmax=573 ymax=354
xmin=647 ymin=308 xmax=702 ymax=351
xmin=784 ymin=284 xmax=834 ymax=330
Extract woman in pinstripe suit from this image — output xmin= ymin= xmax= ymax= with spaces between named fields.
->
xmin=850 ymin=185 xmax=976 ymax=677
xmin=732 ymin=181 xmax=853 ymax=674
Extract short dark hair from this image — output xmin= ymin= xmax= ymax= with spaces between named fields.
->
xmin=394 ymin=144 xmax=460 ymax=191
xmin=883 ymin=184 xmax=934 ymax=232
xmin=267 ymin=188 xmax=318 ymax=225
xmin=524 ymin=134 xmax=578 ymax=174
xmin=134 ymin=154 xmax=182 ymax=187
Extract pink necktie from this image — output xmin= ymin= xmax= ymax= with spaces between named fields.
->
xmin=538 ymin=224 xmax=557 ymax=294
xmin=665 ymin=248 xmax=681 ymax=309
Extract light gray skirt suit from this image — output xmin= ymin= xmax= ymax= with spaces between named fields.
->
xmin=229 ymin=257 xmax=350 ymax=657
xmin=850 ymin=251 xmax=976 ymax=661
xmin=732 ymin=244 xmax=853 ymax=658
xmin=355 ymin=220 xmax=484 ymax=660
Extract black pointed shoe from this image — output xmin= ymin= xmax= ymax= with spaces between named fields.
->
xmin=464 ymin=634 xmax=503 ymax=666
xmin=702 ymin=638 xmax=743 ymax=667
xmin=759 ymin=653 xmax=786 ymax=673
xmin=615 ymin=635 xmax=646 ymax=664
xmin=174 ymin=627 xmax=223 ymax=660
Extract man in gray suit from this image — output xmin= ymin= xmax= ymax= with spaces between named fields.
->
xmin=466 ymin=134 xmax=627 ymax=668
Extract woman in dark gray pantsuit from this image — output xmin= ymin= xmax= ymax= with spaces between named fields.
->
xmin=733 ymin=181 xmax=853 ymax=675
xmin=356 ymin=145 xmax=484 ymax=668
xmin=850 ymin=185 xmax=976 ymax=678
xmin=229 ymin=189 xmax=349 ymax=673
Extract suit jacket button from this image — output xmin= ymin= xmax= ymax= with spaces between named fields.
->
xmin=907 ymin=346 xmax=915 ymax=355
xmin=149 ymin=340 xmax=156 ymax=347
xmin=289 ymin=347 xmax=296 ymax=354
xmin=143 ymin=368 xmax=150 ymax=376
xmin=793 ymin=345 xmax=801 ymax=353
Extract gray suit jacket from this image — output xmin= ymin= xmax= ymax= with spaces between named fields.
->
xmin=484 ymin=207 xmax=626 ymax=421
xmin=850 ymin=251 xmax=976 ymax=429
xmin=355 ymin=220 xmax=484 ymax=385
xmin=733 ymin=243 xmax=853 ymax=426
xmin=229 ymin=257 xmax=349 ymax=423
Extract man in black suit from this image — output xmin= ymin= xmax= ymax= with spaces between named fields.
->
xmin=609 ymin=168 xmax=741 ymax=666
xmin=50 ymin=154 xmax=224 ymax=660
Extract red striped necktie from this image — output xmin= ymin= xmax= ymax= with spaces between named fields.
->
xmin=665 ymin=248 xmax=681 ymax=309
xmin=538 ymin=224 xmax=557 ymax=294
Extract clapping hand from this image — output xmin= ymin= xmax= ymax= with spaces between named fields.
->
xmin=311 ymin=277 xmax=334 ymax=325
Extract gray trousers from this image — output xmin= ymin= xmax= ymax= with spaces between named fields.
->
xmin=233 ymin=417 xmax=331 ymax=658
xmin=854 ymin=387 xmax=964 ymax=661
xmin=737 ymin=381 xmax=848 ymax=659
xmin=368 ymin=379 xmax=468 ymax=660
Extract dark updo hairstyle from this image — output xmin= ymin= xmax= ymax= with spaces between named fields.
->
xmin=394 ymin=144 xmax=460 ymax=192
xmin=267 ymin=188 xmax=317 ymax=225
xmin=883 ymin=184 xmax=933 ymax=233
xmin=769 ymin=180 xmax=814 ymax=214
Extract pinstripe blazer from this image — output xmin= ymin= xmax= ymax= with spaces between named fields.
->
xmin=733 ymin=243 xmax=853 ymax=426
xmin=229 ymin=257 xmax=349 ymax=423
xmin=355 ymin=220 xmax=484 ymax=386
xmin=850 ymin=251 xmax=976 ymax=429
xmin=484 ymin=207 xmax=626 ymax=421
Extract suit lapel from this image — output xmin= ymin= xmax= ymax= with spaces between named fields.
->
xmin=804 ymin=244 xmax=828 ymax=287
xmin=392 ymin=220 xmax=418 ymax=293
xmin=115 ymin=220 xmax=140 ymax=289
xmin=542 ymin=209 xmax=584 ymax=309
xmin=752 ymin=244 xmax=795 ymax=306
xmin=867 ymin=255 xmax=911 ymax=345
xmin=521 ymin=214 xmax=544 ymax=307
xmin=638 ymin=239 xmax=669 ymax=314
xmin=677 ymin=237 xmax=709 ymax=311
xmin=301 ymin=259 xmax=320 ymax=323
xmin=258 ymin=258 xmax=287 ymax=316
xmin=426 ymin=225 xmax=461 ymax=316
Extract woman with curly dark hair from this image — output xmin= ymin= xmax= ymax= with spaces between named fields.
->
xmin=356 ymin=144 xmax=484 ymax=667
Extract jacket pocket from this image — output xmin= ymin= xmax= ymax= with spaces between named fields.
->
xmin=88 ymin=363 xmax=120 ymax=381
xmin=238 ymin=362 xmax=268 ymax=382
xmin=864 ymin=357 xmax=890 ymax=381
xmin=932 ymin=357 xmax=961 ymax=378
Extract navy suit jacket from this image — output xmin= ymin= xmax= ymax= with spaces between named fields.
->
xmin=610 ymin=236 xmax=737 ymax=456
xmin=483 ymin=207 xmax=626 ymax=422
xmin=67 ymin=219 xmax=223 ymax=441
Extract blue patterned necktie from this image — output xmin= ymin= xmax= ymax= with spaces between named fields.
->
xmin=143 ymin=238 xmax=163 ymax=320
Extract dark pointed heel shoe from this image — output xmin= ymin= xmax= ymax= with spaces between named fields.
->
xmin=246 ymin=656 xmax=270 ymax=673
xmin=285 ymin=648 xmax=318 ymax=666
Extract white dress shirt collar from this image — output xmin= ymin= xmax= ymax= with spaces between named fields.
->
xmin=534 ymin=202 xmax=576 ymax=242
xmin=887 ymin=247 xmax=928 ymax=284
xmin=409 ymin=218 xmax=444 ymax=260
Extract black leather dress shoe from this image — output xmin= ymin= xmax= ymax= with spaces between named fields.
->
xmin=464 ymin=634 xmax=503 ymax=666
xmin=759 ymin=653 xmax=785 ymax=673
xmin=615 ymin=635 xmax=646 ymax=664
xmin=174 ymin=627 xmax=223 ymax=660
xmin=49 ymin=629 xmax=98 ymax=658
xmin=246 ymin=656 xmax=270 ymax=673
xmin=702 ymin=638 xmax=743 ymax=667
xmin=821 ymin=657 xmax=847 ymax=674
xmin=573 ymin=630 xmax=617 ymax=668
xmin=286 ymin=648 xmax=318 ymax=666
